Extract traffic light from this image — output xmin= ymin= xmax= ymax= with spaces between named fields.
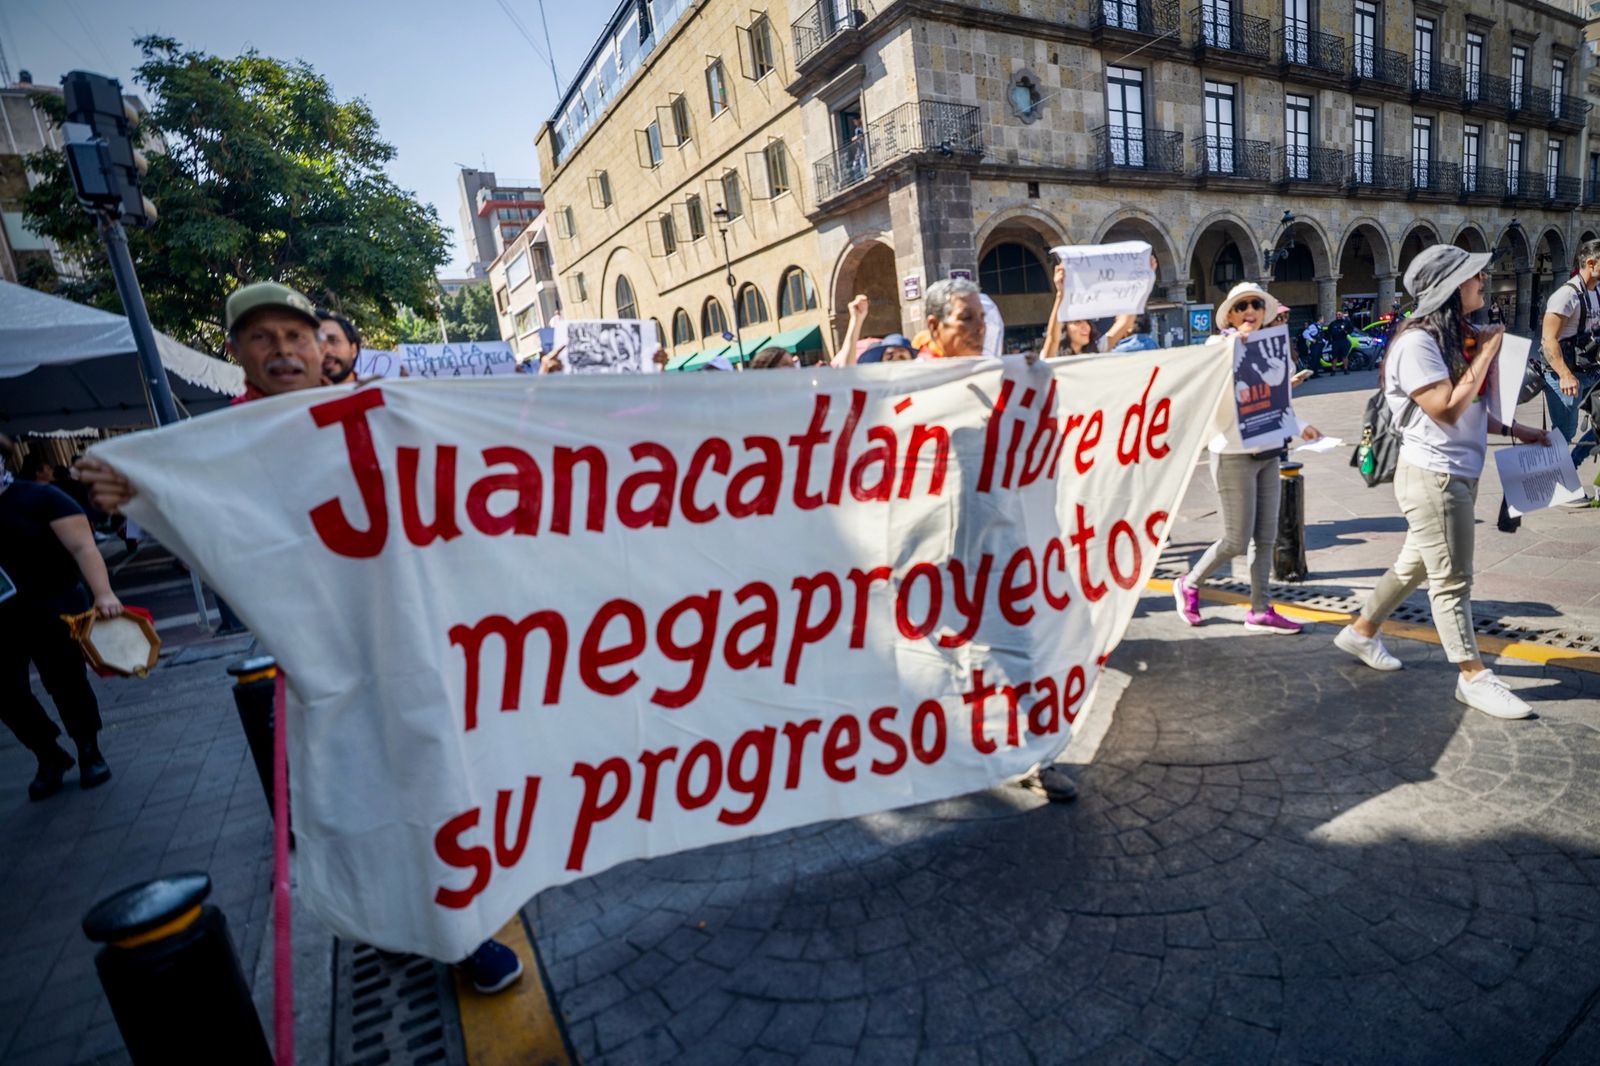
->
xmin=60 ymin=70 xmax=157 ymax=227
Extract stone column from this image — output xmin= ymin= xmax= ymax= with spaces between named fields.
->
xmin=1163 ymin=284 xmax=1190 ymax=307
xmin=1515 ymin=270 xmax=1534 ymax=333
xmin=887 ymin=166 xmax=977 ymax=338
xmin=1375 ymin=273 xmax=1397 ymax=314
xmin=1314 ymin=276 xmax=1340 ymax=321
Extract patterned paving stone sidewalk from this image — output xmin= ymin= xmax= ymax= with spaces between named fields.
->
xmin=525 ymin=595 xmax=1600 ymax=1065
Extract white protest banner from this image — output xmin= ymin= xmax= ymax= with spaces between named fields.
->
xmin=91 ymin=348 xmax=1230 ymax=961
xmin=356 ymin=349 xmax=402 ymax=379
xmin=1487 ymin=334 xmax=1533 ymax=427
xmin=553 ymin=319 xmax=660 ymax=375
xmin=1496 ymin=428 xmax=1585 ymax=516
xmin=399 ymin=341 xmax=518 ymax=378
xmin=1233 ymin=325 xmax=1295 ymax=452
xmin=1051 ymin=241 xmax=1155 ymax=322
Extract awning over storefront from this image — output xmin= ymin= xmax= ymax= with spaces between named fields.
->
xmin=760 ymin=324 xmax=825 ymax=354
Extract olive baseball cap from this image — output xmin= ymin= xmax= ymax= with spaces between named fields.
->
xmin=225 ymin=281 xmax=319 ymax=334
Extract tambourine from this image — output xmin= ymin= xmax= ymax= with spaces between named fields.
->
xmin=61 ymin=607 xmax=161 ymax=678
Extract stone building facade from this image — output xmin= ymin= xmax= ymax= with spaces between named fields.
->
xmin=540 ymin=0 xmax=1600 ymax=356
xmin=489 ymin=216 xmax=564 ymax=360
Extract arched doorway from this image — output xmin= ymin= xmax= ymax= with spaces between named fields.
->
xmin=830 ymin=238 xmax=900 ymax=343
xmin=1535 ymin=228 xmax=1571 ymax=312
xmin=1397 ymin=223 xmax=1440 ymax=279
xmin=1187 ymin=215 xmax=1257 ymax=325
xmin=1491 ymin=224 xmax=1531 ymax=329
xmin=977 ymin=213 xmax=1064 ymax=353
xmin=1266 ymin=219 xmax=1333 ymax=329
xmin=1452 ymin=224 xmax=1489 ymax=254
xmin=1336 ymin=221 xmax=1393 ymax=323
xmin=1098 ymin=211 xmax=1184 ymax=345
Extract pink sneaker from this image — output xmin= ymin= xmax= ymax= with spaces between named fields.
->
xmin=1173 ymin=575 xmax=1201 ymax=626
xmin=1244 ymin=607 xmax=1302 ymax=635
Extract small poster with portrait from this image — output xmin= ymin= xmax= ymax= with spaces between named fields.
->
xmin=1233 ymin=325 xmax=1295 ymax=452
xmin=553 ymin=319 xmax=661 ymax=375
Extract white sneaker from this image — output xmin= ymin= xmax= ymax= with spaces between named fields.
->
xmin=1333 ymin=625 xmax=1402 ymax=671
xmin=1454 ymin=670 xmax=1533 ymax=720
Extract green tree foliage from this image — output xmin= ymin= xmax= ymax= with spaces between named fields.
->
xmin=389 ymin=283 xmax=502 ymax=345
xmin=22 ymin=36 xmax=450 ymax=355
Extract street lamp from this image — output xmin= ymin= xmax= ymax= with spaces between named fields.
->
xmin=712 ymin=203 xmax=745 ymax=370
xmin=1262 ymin=209 xmax=1297 ymax=275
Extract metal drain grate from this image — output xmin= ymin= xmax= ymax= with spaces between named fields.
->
xmin=333 ymin=940 xmax=466 ymax=1066
xmin=1152 ymin=558 xmax=1600 ymax=653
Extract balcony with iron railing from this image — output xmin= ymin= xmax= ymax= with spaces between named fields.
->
xmin=1412 ymin=59 xmax=1461 ymax=100
xmin=1192 ymin=6 xmax=1271 ymax=63
xmin=1504 ymin=171 xmax=1542 ymax=203
xmin=1350 ymin=45 xmax=1409 ymax=91
xmin=1515 ymin=86 xmax=1553 ymax=121
xmin=1092 ymin=0 xmax=1182 ymax=40
xmin=1192 ymin=136 xmax=1272 ymax=181
xmin=812 ymin=100 xmax=983 ymax=204
xmin=1408 ymin=160 xmax=1460 ymax=199
xmin=1547 ymin=175 xmax=1582 ymax=207
xmin=1348 ymin=152 xmax=1407 ymax=192
xmin=1278 ymin=144 xmax=1344 ymax=185
xmin=1091 ymin=125 xmax=1186 ymax=176
xmin=1551 ymin=94 xmax=1590 ymax=130
xmin=792 ymin=0 xmax=872 ymax=69
xmin=1463 ymin=72 xmax=1509 ymax=112
xmin=1280 ymin=24 xmax=1345 ymax=78
xmin=1459 ymin=165 xmax=1506 ymax=201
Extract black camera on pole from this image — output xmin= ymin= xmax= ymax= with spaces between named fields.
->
xmin=61 ymin=70 xmax=156 ymax=227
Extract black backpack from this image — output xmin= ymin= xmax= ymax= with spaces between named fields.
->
xmin=1350 ymin=386 xmax=1418 ymax=487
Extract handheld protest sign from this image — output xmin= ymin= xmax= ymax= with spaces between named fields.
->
xmin=1051 ymin=241 xmax=1155 ymax=321
xmin=1233 ymin=325 xmax=1295 ymax=452
xmin=63 ymin=608 xmax=161 ymax=678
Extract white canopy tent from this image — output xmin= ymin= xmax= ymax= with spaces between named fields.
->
xmin=0 ymin=279 xmax=245 ymax=435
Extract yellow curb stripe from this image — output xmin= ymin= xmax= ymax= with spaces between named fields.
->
xmin=455 ymin=916 xmax=572 ymax=1066
xmin=1145 ymin=578 xmax=1600 ymax=675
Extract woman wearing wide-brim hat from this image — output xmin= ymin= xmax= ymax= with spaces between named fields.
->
xmin=1173 ymin=282 xmax=1322 ymax=633
xmin=1333 ymin=245 xmax=1551 ymax=719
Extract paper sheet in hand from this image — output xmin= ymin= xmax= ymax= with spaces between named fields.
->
xmin=1496 ymin=428 xmax=1585 ymax=516
xmin=1292 ymin=436 xmax=1344 ymax=454
xmin=1487 ymin=334 xmax=1532 ymax=426
xmin=1052 ymin=241 xmax=1155 ymax=321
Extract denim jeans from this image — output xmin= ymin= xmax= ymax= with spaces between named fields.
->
xmin=1541 ymin=366 xmax=1600 ymax=467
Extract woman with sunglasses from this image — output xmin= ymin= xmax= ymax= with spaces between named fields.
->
xmin=1173 ymin=282 xmax=1321 ymax=633
xmin=1333 ymin=247 xmax=1549 ymax=719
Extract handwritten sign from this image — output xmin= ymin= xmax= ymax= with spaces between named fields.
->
xmin=1052 ymin=241 xmax=1155 ymax=321
xmin=1233 ymin=325 xmax=1295 ymax=452
xmin=398 ymin=342 xmax=518 ymax=378
xmin=1497 ymin=428 xmax=1585 ymax=516
xmin=92 ymin=348 xmax=1232 ymax=960
xmin=355 ymin=349 xmax=402 ymax=379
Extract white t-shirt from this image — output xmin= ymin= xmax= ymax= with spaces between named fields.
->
xmin=1385 ymin=330 xmax=1487 ymax=478
xmin=1544 ymin=279 xmax=1599 ymax=342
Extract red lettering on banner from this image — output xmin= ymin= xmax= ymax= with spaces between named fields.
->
xmin=568 ymin=758 xmax=630 ymax=869
xmin=781 ymin=718 xmax=822 ymax=788
xmin=719 ymin=727 xmax=776 ymax=825
xmin=1071 ymin=410 xmax=1103 ymax=476
xmin=309 ymin=388 xmax=390 ymax=558
xmin=1071 ymin=504 xmax=1108 ymax=602
xmin=827 ymin=390 xmax=866 ymax=505
xmin=786 ymin=572 xmax=841 ymax=683
xmin=1002 ymin=387 xmax=1036 ymax=488
xmin=399 ymin=446 xmax=462 ymax=547
xmin=493 ymin=776 xmax=541 ymax=868
xmin=868 ymin=707 xmax=908 ymax=775
xmin=681 ymin=438 xmax=731 ymax=523
xmin=940 ymin=554 xmax=992 ymax=648
xmin=727 ymin=437 xmax=782 ymax=517
xmin=1019 ymin=380 xmax=1061 ymax=486
xmin=1041 ymin=538 xmax=1071 ymax=610
xmin=998 ymin=548 xmax=1038 ymax=626
xmin=1062 ymin=665 xmax=1088 ymax=724
xmin=618 ymin=443 xmax=677 ymax=529
xmin=963 ymin=669 xmax=998 ymax=755
xmin=900 ymin=423 xmax=949 ymax=499
xmin=846 ymin=566 xmax=893 ymax=647
xmin=850 ymin=427 xmax=897 ymax=501
xmin=433 ymin=808 xmax=491 ymax=909
xmin=726 ymin=582 xmax=778 ymax=669
xmin=636 ymin=747 xmax=679 ymax=821
xmin=465 ymin=447 xmax=541 ymax=536
xmin=450 ymin=611 xmax=567 ymax=730
xmin=822 ymin=715 xmax=861 ymax=782
xmin=1028 ymin=677 xmax=1061 ymax=735
xmin=1145 ymin=509 xmax=1169 ymax=546
xmin=1107 ymin=520 xmax=1143 ymax=590
xmin=977 ymin=379 xmax=1015 ymax=492
xmin=911 ymin=700 xmax=946 ymax=763
xmin=1117 ymin=367 xmax=1162 ymax=466
xmin=579 ymin=599 xmax=646 ymax=696
xmin=789 ymin=395 xmax=833 ymax=511
xmin=677 ymin=739 xmax=723 ymax=810
xmin=653 ymin=591 xmax=721 ymax=708
xmin=551 ymin=446 xmax=607 ymax=535
xmin=896 ymin=562 xmax=942 ymax=640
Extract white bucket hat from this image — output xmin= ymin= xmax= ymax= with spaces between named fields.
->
xmin=1215 ymin=282 xmax=1282 ymax=330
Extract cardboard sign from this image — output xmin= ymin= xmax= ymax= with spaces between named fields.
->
xmin=553 ymin=320 xmax=661 ymax=375
xmin=1232 ymin=325 xmax=1296 ymax=452
xmin=92 ymin=348 xmax=1231 ymax=961
xmin=398 ymin=342 xmax=518 ymax=378
xmin=1052 ymin=241 xmax=1156 ymax=321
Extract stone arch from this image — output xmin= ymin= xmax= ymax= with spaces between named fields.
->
xmin=977 ymin=208 xmax=1067 ymax=355
xmin=1186 ymin=211 xmax=1261 ymax=311
xmin=1396 ymin=220 xmax=1441 ymax=278
xmin=973 ymin=204 xmax=1067 ymax=258
xmin=1493 ymin=222 xmax=1532 ymax=268
xmin=1582 ymin=229 xmax=1598 ymax=246
xmin=828 ymin=234 xmax=900 ymax=341
xmin=1534 ymin=226 xmax=1571 ymax=315
xmin=1266 ymin=218 xmax=1333 ymax=321
xmin=1092 ymin=208 xmax=1183 ymax=287
xmin=1451 ymin=223 xmax=1489 ymax=253
xmin=1335 ymin=218 xmax=1395 ymax=318
xmin=598 ymin=245 xmax=659 ymax=318
xmin=1489 ymin=223 xmax=1532 ymax=330
xmin=1335 ymin=217 xmax=1395 ymax=277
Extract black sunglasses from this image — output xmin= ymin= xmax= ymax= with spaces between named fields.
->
xmin=1235 ymin=298 xmax=1265 ymax=312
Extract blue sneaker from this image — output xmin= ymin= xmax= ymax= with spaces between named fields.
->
xmin=458 ymin=938 xmax=523 ymax=995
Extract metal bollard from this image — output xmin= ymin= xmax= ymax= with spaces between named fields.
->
xmin=227 ymin=656 xmax=278 ymax=815
xmin=1273 ymin=460 xmax=1309 ymax=582
xmin=82 ymin=872 xmax=272 ymax=1065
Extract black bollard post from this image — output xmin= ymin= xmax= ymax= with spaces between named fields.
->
xmin=1273 ymin=460 xmax=1309 ymax=582
xmin=227 ymin=656 xmax=278 ymax=814
xmin=82 ymin=873 xmax=272 ymax=1065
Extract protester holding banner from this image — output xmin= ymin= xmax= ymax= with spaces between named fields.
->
xmin=75 ymin=281 xmax=527 ymax=994
xmin=1173 ymin=283 xmax=1320 ymax=634
xmin=1538 ymin=238 xmax=1600 ymax=471
xmin=1038 ymin=264 xmax=1136 ymax=358
xmin=316 ymin=309 xmax=361 ymax=385
xmin=1335 ymin=247 xmax=1549 ymax=719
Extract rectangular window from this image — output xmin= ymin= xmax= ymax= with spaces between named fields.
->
xmin=495 ymin=287 xmax=509 ymax=313
xmin=1199 ymin=0 xmax=1232 ymax=48
xmin=660 ymin=212 xmax=678 ymax=255
xmin=671 ymin=95 xmax=691 ymax=144
xmin=1103 ymin=0 xmax=1139 ymax=31
xmin=1511 ymin=46 xmax=1527 ymax=109
xmin=765 ymin=141 xmax=790 ymax=196
xmin=722 ymin=170 xmax=743 ymax=219
xmin=1411 ymin=115 xmax=1432 ymax=187
xmin=705 ymin=60 xmax=729 ymax=116
xmin=1353 ymin=2 xmax=1378 ymax=79
xmin=686 ymin=194 xmax=706 ymax=240
xmin=571 ymin=272 xmax=587 ymax=303
xmin=1548 ymin=139 xmax=1563 ymax=197
xmin=1465 ymin=32 xmax=1483 ymax=99
xmin=646 ymin=121 xmax=663 ymax=167
xmin=1353 ymin=105 xmax=1376 ymax=182
xmin=1203 ymin=81 xmax=1236 ymax=173
xmin=1507 ymin=132 xmax=1524 ymax=192
xmin=1106 ymin=66 xmax=1146 ymax=166
xmin=1462 ymin=124 xmax=1480 ymax=191
xmin=1285 ymin=93 xmax=1312 ymax=178
xmin=1413 ymin=18 xmax=1435 ymax=91
xmin=506 ymin=252 xmax=531 ymax=288
xmin=1284 ymin=0 xmax=1310 ymax=65
xmin=747 ymin=17 xmax=776 ymax=79
xmin=1553 ymin=58 xmax=1568 ymax=117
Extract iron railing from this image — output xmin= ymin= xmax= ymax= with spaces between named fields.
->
xmin=812 ymin=100 xmax=983 ymax=202
xmin=792 ymin=0 xmax=872 ymax=67
xmin=1192 ymin=5 xmax=1271 ymax=60
xmin=1515 ymin=86 xmax=1552 ymax=120
xmin=1548 ymin=176 xmax=1582 ymax=206
xmin=1465 ymin=72 xmax=1509 ymax=109
xmin=1413 ymin=59 xmax=1461 ymax=98
xmin=1351 ymin=44 xmax=1409 ymax=88
xmin=1281 ymin=25 xmax=1344 ymax=74
xmin=1552 ymin=94 xmax=1590 ymax=125
xmin=1092 ymin=0 xmax=1181 ymax=36
xmin=1092 ymin=125 xmax=1186 ymax=173
xmin=1460 ymin=165 xmax=1506 ymax=199
xmin=1508 ymin=79 xmax=1529 ymax=113
xmin=1348 ymin=152 xmax=1407 ymax=191
xmin=1192 ymin=135 xmax=1272 ymax=180
xmin=1409 ymin=160 xmax=1460 ymax=197
xmin=1505 ymin=171 xmax=1542 ymax=202
xmin=1279 ymin=144 xmax=1344 ymax=184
